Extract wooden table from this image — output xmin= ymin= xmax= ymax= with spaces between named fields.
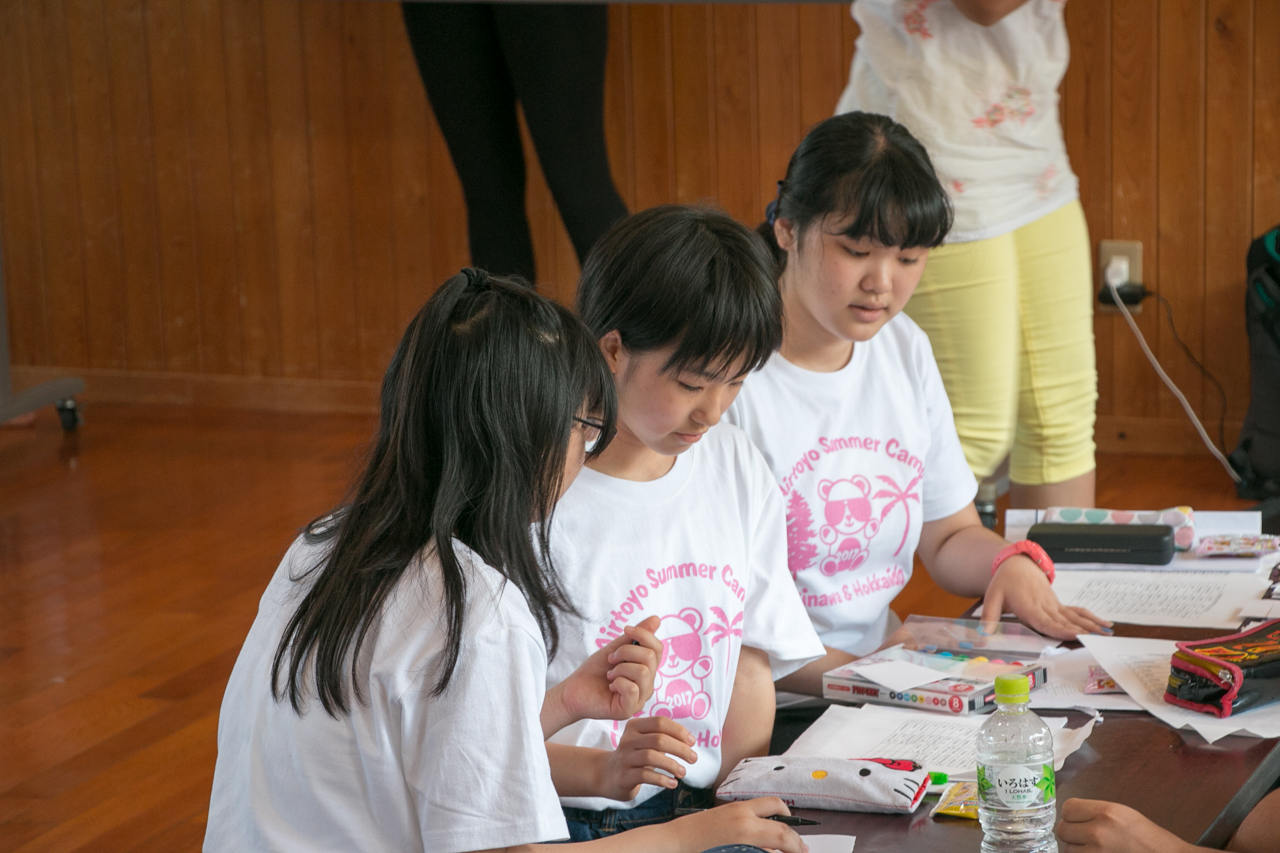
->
xmin=785 ymin=624 xmax=1280 ymax=851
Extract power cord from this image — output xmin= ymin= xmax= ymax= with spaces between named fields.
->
xmin=1103 ymin=257 xmax=1241 ymax=484
xmin=1149 ymin=291 xmax=1230 ymax=456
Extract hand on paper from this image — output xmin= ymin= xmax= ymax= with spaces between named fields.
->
xmin=672 ymin=799 xmax=809 ymax=853
xmin=542 ymin=615 xmax=663 ymax=736
xmin=983 ymin=556 xmax=1112 ymax=640
xmin=598 ymin=715 xmax=698 ymax=801
xmin=1055 ymin=798 xmax=1198 ymax=853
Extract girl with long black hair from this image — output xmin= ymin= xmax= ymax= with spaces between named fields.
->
xmin=204 ymin=269 xmax=805 ymax=853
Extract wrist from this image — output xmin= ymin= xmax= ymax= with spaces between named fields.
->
xmin=992 ymin=540 xmax=1055 ymax=584
xmin=540 ymin=682 xmax=573 ymax=738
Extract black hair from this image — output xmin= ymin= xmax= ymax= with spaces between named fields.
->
xmin=757 ymin=112 xmax=953 ymax=273
xmin=272 ymin=269 xmax=616 ymax=716
xmin=577 ymin=205 xmax=782 ymax=380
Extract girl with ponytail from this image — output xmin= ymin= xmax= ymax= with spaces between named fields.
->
xmin=205 ymin=269 xmax=806 ymax=853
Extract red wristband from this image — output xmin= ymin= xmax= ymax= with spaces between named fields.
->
xmin=992 ymin=540 xmax=1055 ymax=584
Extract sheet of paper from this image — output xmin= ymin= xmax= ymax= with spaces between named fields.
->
xmin=1079 ymin=634 xmax=1280 ymax=743
xmin=1004 ymin=510 xmax=1278 ymax=573
xmin=1051 ymin=570 xmax=1271 ymax=629
xmin=1028 ymin=647 xmax=1143 ymax=712
xmin=850 ymin=659 xmax=951 ymax=691
xmin=798 ymin=835 xmax=856 ymax=853
xmin=1239 ymin=599 xmax=1280 ymax=620
xmin=784 ymin=704 xmax=1090 ymax=781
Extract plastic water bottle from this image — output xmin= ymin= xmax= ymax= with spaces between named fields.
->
xmin=976 ymin=674 xmax=1057 ymax=852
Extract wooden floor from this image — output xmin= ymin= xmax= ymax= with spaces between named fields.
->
xmin=0 ymin=404 xmax=1259 ymax=851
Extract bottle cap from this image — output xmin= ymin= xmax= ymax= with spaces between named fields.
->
xmin=994 ymin=673 xmax=1031 ymax=702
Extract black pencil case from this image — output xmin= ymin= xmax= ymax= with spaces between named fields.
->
xmin=1027 ymin=523 xmax=1175 ymax=565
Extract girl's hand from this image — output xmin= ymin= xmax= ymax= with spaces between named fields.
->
xmin=1055 ymin=798 xmax=1200 ymax=853
xmin=598 ymin=716 xmax=698 ymax=802
xmin=982 ymin=556 xmax=1112 ymax=640
xmin=674 ymin=799 xmax=809 ymax=853
xmin=544 ymin=616 xmax=663 ymax=735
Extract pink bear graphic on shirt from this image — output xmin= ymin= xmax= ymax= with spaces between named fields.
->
xmin=651 ymin=608 xmax=714 ymax=721
xmin=817 ymin=476 xmax=881 ymax=576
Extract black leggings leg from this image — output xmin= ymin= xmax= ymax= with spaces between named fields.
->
xmin=401 ymin=3 xmax=626 ymax=280
xmin=492 ymin=4 xmax=628 ymax=264
xmin=401 ymin=3 xmax=534 ymax=281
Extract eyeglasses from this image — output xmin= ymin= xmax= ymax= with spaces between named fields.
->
xmin=573 ymin=416 xmax=604 ymax=448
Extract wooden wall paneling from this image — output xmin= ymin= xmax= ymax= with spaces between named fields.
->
xmin=1204 ymin=0 xmax=1254 ymax=424
xmin=299 ymin=1 xmax=360 ymax=382
xmin=1108 ymin=0 xmax=1160 ymax=418
xmin=1062 ymin=0 xmax=1113 ymax=419
xmin=261 ymin=0 xmax=319 ymax=380
xmin=143 ymin=0 xmax=201 ymax=373
xmin=384 ymin=4 xmax=435 ymax=331
xmin=0 ymin=1 xmax=50 ymax=366
xmin=755 ymin=4 xmax=801 ymax=212
xmin=1254 ymin=1 xmax=1280 ymax=233
xmin=604 ymin=6 xmax=635 ymax=211
xmin=222 ymin=0 xmax=282 ymax=379
xmin=340 ymin=3 xmax=400 ymax=380
xmin=65 ymin=0 xmax=127 ymax=372
xmin=1155 ymin=0 xmax=1206 ymax=420
xmin=671 ymin=5 xmax=717 ymax=206
xmin=798 ymin=4 xmax=846 ymax=131
xmin=628 ymin=5 xmax=676 ymax=211
xmin=183 ymin=0 xmax=244 ymax=375
xmin=103 ymin=0 xmax=164 ymax=372
xmin=25 ymin=0 xmax=89 ymax=368
xmin=712 ymin=5 xmax=759 ymax=226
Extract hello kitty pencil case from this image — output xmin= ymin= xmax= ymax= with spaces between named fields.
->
xmin=1163 ymin=619 xmax=1280 ymax=718
xmin=716 ymin=755 xmax=929 ymax=814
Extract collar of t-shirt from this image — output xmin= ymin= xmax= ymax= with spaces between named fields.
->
xmin=768 ymin=337 xmax=870 ymax=394
xmin=573 ymin=440 xmax=697 ymax=506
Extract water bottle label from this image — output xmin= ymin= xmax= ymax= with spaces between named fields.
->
xmin=977 ymin=762 xmax=1056 ymax=809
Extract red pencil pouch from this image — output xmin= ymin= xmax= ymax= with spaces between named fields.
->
xmin=1163 ymin=619 xmax=1280 ymax=718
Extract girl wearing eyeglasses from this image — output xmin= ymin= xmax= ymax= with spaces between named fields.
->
xmin=203 ymin=269 xmax=806 ymax=853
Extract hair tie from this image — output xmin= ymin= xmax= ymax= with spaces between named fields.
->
xmin=462 ymin=267 xmax=491 ymax=290
xmin=765 ymin=180 xmax=783 ymax=226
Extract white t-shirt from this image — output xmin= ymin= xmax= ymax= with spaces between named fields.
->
xmin=837 ymin=0 xmax=1078 ymax=242
xmin=205 ymin=537 xmax=569 ymax=853
xmin=726 ymin=314 xmax=978 ymax=655
xmin=546 ymin=424 xmax=825 ymax=811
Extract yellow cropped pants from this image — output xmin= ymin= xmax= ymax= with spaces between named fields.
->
xmin=904 ymin=200 xmax=1098 ymax=486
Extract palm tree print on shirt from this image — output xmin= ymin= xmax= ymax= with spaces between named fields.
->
xmin=873 ymin=474 xmax=921 ymax=557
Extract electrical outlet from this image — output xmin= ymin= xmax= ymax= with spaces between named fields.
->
xmin=1098 ymin=240 xmax=1144 ymax=315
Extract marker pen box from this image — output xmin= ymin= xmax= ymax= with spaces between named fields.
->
xmin=1164 ymin=618 xmax=1280 ymax=718
xmin=1027 ymin=522 xmax=1175 ymax=565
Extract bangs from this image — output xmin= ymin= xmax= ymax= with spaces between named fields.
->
xmin=578 ymin=205 xmax=783 ymax=385
xmin=831 ymin=148 xmax=952 ymax=249
xmin=659 ymin=277 xmax=780 ymax=380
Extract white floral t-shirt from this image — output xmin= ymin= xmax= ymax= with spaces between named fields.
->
xmin=837 ymin=0 xmax=1078 ymax=242
xmin=546 ymin=424 xmax=825 ymax=811
xmin=726 ymin=314 xmax=978 ymax=655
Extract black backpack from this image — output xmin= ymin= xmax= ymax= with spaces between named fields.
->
xmin=1231 ymin=225 xmax=1280 ymax=531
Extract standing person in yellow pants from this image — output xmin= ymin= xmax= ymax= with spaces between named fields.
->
xmin=837 ymin=0 xmax=1098 ymax=511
